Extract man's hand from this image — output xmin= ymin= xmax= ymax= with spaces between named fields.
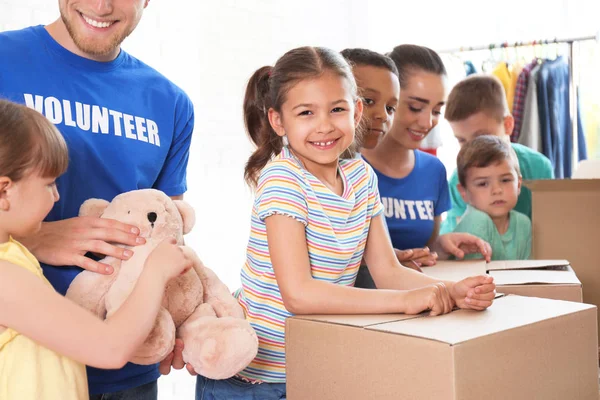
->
xmin=19 ymin=217 xmax=146 ymax=274
xmin=159 ymin=338 xmax=197 ymax=376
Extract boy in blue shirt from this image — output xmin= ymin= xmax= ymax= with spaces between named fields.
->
xmin=441 ymin=75 xmax=553 ymax=234
xmin=453 ymin=135 xmax=531 ymax=260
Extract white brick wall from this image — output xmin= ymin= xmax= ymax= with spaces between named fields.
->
xmin=1 ymin=1 xmax=598 ymax=398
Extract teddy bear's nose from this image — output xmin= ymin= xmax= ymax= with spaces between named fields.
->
xmin=147 ymin=212 xmax=157 ymax=223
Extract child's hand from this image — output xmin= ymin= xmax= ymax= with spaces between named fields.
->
xmin=438 ymin=233 xmax=492 ymax=262
xmin=450 ymin=275 xmax=496 ymax=311
xmin=396 ymin=247 xmax=438 ymax=272
xmin=145 ymin=238 xmax=193 ymax=283
xmin=401 ymin=283 xmax=454 ymax=316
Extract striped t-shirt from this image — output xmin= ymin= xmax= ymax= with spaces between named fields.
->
xmin=235 ymin=147 xmax=383 ymax=383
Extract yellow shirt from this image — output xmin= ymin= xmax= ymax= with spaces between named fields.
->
xmin=492 ymin=62 xmax=516 ymax=111
xmin=0 ymin=238 xmax=88 ymax=400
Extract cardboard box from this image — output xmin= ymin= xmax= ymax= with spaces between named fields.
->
xmin=573 ymin=160 xmax=600 ymax=179
xmin=526 ymin=179 xmax=600 ymax=341
xmin=421 ymin=259 xmax=582 ymax=302
xmin=286 ymin=295 xmax=598 ymax=400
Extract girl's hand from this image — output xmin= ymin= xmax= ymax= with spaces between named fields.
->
xmin=437 ymin=233 xmax=492 ymax=262
xmin=145 ymin=238 xmax=193 ymax=283
xmin=450 ymin=275 xmax=496 ymax=311
xmin=401 ymin=282 xmax=454 ymax=316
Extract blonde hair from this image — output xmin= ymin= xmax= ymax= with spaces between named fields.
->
xmin=0 ymin=99 xmax=68 ymax=181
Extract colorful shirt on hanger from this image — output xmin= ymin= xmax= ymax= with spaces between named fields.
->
xmin=518 ymin=64 xmax=543 ymax=152
xmin=510 ymin=61 xmax=523 ymax=113
xmin=492 ymin=62 xmax=515 ymax=111
xmin=512 ymin=60 xmax=539 ymax=142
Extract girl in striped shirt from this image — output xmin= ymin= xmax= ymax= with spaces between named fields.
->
xmin=195 ymin=46 xmax=496 ymax=400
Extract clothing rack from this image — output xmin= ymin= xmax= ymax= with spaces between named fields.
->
xmin=438 ymin=34 xmax=599 ymax=173
xmin=437 ymin=35 xmax=598 ymax=54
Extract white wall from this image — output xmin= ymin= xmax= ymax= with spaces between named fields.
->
xmin=1 ymin=0 xmax=599 ymax=397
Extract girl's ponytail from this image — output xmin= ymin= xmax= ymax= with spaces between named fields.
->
xmin=243 ymin=66 xmax=283 ymax=187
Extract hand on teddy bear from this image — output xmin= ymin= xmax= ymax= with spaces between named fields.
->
xmin=18 ymin=216 xmax=146 ymax=274
xmin=67 ymin=189 xmax=259 ymax=379
xmin=145 ymin=238 xmax=193 ymax=282
xmin=159 ymin=338 xmax=197 ymax=376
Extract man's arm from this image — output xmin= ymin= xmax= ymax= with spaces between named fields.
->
xmin=18 ymin=217 xmax=145 ymax=274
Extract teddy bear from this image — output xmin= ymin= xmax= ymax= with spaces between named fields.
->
xmin=65 ymin=189 xmax=258 ymax=379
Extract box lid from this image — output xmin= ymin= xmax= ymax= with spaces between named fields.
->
xmin=421 ymin=260 xmax=486 ymax=281
xmin=423 ymin=260 xmax=577 ymax=285
xmin=490 ymin=266 xmax=582 ymax=285
xmin=486 ymin=260 xmax=570 ymax=271
xmin=366 ymin=295 xmax=594 ymax=345
xmin=524 ymin=179 xmax=600 ymax=192
xmin=291 ymin=313 xmax=420 ymax=327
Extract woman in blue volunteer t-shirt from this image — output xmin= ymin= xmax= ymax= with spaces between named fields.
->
xmin=357 ymin=44 xmax=490 ymax=288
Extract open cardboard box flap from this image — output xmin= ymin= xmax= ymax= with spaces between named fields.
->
xmin=487 ymin=259 xmax=569 ymax=271
xmin=490 ymin=266 xmax=581 ymax=285
xmin=423 ymin=260 xmax=574 ymax=285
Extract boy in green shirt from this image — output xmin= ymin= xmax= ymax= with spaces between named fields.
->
xmin=440 ymin=75 xmax=553 ymax=234
xmin=453 ymin=135 xmax=531 ymax=260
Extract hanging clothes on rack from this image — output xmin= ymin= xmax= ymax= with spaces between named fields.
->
xmin=438 ymin=35 xmax=596 ymax=178
xmin=492 ymin=62 xmax=515 ymax=110
xmin=518 ymin=63 xmax=543 ymax=152
xmin=510 ymin=61 xmax=524 ymax=108
xmin=464 ymin=60 xmax=478 ymax=75
xmin=536 ymin=56 xmax=587 ymax=178
xmin=512 ymin=59 xmax=539 ymax=142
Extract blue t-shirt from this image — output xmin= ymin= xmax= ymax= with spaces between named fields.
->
xmin=0 ymin=26 xmax=194 ymax=394
xmin=366 ymin=150 xmax=450 ymax=250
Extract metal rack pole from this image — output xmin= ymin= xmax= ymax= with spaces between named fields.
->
xmin=569 ymin=41 xmax=578 ymax=173
xmin=437 ymin=35 xmax=597 ymax=54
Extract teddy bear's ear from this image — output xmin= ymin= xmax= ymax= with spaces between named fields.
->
xmin=174 ymin=200 xmax=195 ymax=234
xmin=79 ymin=198 xmax=110 ymax=218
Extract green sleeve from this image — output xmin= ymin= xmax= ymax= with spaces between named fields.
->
xmin=538 ymin=156 xmax=554 ymax=179
xmin=514 ymin=211 xmax=533 ymax=260
xmin=513 ymin=143 xmax=555 ymax=180
xmin=440 ymin=170 xmax=466 ymax=235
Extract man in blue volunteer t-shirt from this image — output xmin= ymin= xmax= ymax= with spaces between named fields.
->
xmin=0 ymin=1 xmax=196 ymax=398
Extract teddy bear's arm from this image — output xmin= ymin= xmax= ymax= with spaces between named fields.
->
xmin=201 ymin=267 xmax=246 ymax=319
xmin=66 ymin=268 xmax=118 ymax=318
xmin=182 ymin=247 xmax=245 ymax=319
